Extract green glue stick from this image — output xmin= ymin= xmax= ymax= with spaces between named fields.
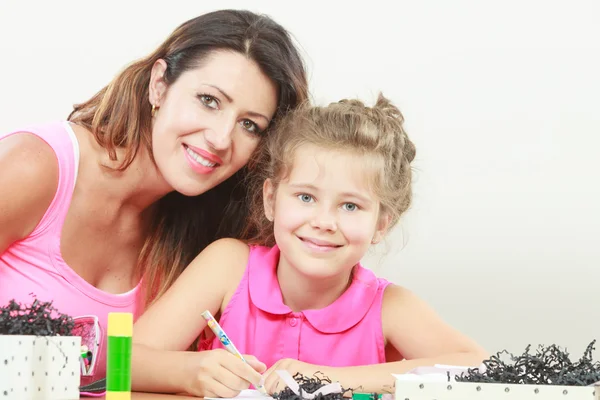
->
xmin=106 ymin=312 xmax=133 ymax=400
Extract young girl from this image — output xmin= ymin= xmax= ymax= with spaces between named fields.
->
xmin=132 ymin=94 xmax=487 ymax=397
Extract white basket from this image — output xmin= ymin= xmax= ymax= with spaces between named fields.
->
xmin=0 ymin=335 xmax=81 ymax=400
xmin=395 ymin=380 xmax=598 ymax=400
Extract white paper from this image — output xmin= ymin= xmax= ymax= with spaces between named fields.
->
xmin=393 ymin=363 xmax=481 ymax=383
xmin=205 ymin=389 xmax=273 ymax=400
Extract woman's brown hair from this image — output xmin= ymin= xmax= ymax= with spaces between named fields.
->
xmin=68 ymin=9 xmax=309 ymax=307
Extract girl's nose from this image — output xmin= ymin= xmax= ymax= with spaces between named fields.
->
xmin=309 ymin=208 xmax=338 ymax=232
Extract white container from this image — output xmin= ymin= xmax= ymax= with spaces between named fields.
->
xmin=0 ymin=335 xmax=81 ymax=400
xmin=395 ymin=379 xmax=598 ymax=400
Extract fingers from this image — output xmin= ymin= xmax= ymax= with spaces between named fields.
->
xmin=243 ymin=354 xmax=267 ymax=373
xmin=188 ymin=349 xmax=262 ymax=398
xmin=189 ymin=371 xmax=244 ymax=399
xmin=202 ymin=383 xmax=242 ymax=399
xmin=212 ymin=366 xmax=251 ymax=396
xmin=219 ymin=351 xmax=264 ymax=387
xmin=263 ymin=370 xmax=284 ymax=395
xmin=262 ymin=363 xmax=284 ymax=395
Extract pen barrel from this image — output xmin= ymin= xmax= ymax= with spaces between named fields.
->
xmin=225 ymin=343 xmax=245 ymax=360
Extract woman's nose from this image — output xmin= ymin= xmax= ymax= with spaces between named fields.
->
xmin=204 ymin=115 xmax=236 ymax=151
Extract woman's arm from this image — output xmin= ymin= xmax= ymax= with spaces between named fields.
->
xmin=264 ymin=284 xmax=487 ymax=394
xmin=132 ymin=238 xmax=265 ymax=397
xmin=0 ymin=133 xmax=58 ymax=253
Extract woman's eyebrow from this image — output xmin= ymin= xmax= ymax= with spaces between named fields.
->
xmin=205 ymin=84 xmax=271 ymax=124
xmin=205 ymin=84 xmax=233 ymax=102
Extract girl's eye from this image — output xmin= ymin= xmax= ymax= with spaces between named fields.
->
xmin=240 ymin=119 xmax=261 ymax=134
xmin=297 ymin=194 xmax=313 ymax=203
xmin=199 ymin=94 xmax=219 ymax=109
xmin=342 ymin=203 xmax=358 ymax=212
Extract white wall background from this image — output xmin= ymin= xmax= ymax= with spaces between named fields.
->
xmin=1 ymin=0 xmax=599 ymax=359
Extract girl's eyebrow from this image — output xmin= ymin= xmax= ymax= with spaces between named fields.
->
xmin=287 ymin=183 xmax=319 ymax=191
xmin=341 ymin=192 xmax=372 ymax=204
xmin=203 ymin=84 xmax=271 ymax=124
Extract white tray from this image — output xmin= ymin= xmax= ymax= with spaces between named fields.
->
xmin=0 ymin=335 xmax=81 ymax=400
xmin=395 ymin=380 xmax=598 ymax=400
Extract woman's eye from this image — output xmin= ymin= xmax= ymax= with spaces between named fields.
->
xmin=199 ymin=94 xmax=218 ymax=109
xmin=297 ymin=194 xmax=313 ymax=203
xmin=342 ymin=203 xmax=358 ymax=212
xmin=240 ymin=119 xmax=260 ymax=134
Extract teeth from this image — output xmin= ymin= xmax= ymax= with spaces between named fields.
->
xmin=186 ymin=146 xmax=216 ymax=167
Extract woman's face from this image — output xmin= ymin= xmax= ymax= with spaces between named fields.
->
xmin=149 ymin=50 xmax=278 ymax=196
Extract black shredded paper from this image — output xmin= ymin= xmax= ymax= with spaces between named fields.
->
xmin=272 ymin=372 xmax=352 ymax=400
xmin=0 ymin=298 xmax=75 ymax=336
xmin=456 ymin=340 xmax=600 ymax=386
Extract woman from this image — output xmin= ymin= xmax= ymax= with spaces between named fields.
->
xmin=0 ymin=9 xmax=308 ymax=385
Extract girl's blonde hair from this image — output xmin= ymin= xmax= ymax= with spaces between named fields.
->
xmin=244 ymin=93 xmax=416 ymax=246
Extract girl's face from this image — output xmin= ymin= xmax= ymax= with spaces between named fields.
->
xmin=149 ymin=50 xmax=278 ymax=196
xmin=264 ymin=144 xmax=390 ymax=281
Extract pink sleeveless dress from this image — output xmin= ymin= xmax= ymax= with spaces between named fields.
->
xmin=200 ymin=245 xmax=390 ymax=367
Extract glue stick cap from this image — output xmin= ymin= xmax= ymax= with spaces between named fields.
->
xmin=107 ymin=312 xmax=133 ymax=337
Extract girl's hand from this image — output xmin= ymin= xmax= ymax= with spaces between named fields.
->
xmin=262 ymin=358 xmax=325 ymax=395
xmin=183 ymin=349 xmax=266 ymax=398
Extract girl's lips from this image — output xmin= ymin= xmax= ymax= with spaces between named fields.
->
xmin=298 ymin=236 xmax=343 ymax=252
xmin=300 ymin=237 xmax=341 ymax=247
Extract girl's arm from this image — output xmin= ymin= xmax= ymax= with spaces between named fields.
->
xmin=264 ymin=284 xmax=487 ymax=394
xmin=0 ymin=133 xmax=58 ymax=254
xmin=132 ymin=238 xmax=265 ymax=397
xmin=334 ymin=284 xmax=487 ymax=392
xmin=382 ymin=283 xmax=488 ymax=368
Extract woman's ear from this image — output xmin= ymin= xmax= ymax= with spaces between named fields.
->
xmin=263 ymin=179 xmax=276 ymax=222
xmin=149 ymin=59 xmax=168 ymax=108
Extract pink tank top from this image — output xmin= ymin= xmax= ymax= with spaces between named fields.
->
xmin=0 ymin=121 xmax=142 ymax=386
xmin=201 ymin=245 xmax=390 ymax=367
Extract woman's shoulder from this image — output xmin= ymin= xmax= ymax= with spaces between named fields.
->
xmin=0 ymin=131 xmax=60 ymax=248
xmin=0 ymin=121 xmax=78 ymax=194
xmin=0 ymin=129 xmax=60 ymax=175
